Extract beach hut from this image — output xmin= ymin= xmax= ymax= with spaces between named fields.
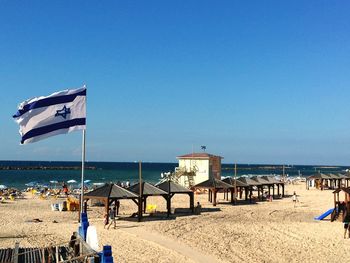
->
xmin=306 ymin=173 xmax=342 ymax=190
xmin=193 ymin=178 xmax=233 ymax=206
xmin=128 ymin=182 xmax=169 ymax=219
xmin=156 ymin=181 xmax=195 ymax=214
xmin=84 ymin=183 xmax=139 ymax=221
xmin=336 ymin=173 xmax=350 ymax=188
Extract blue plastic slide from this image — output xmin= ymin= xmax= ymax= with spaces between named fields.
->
xmin=314 ymin=208 xmax=334 ymax=220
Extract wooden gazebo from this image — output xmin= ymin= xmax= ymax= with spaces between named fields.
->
xmin=221 ymin=177 xmax=248 ymax=202
xmin=236 ymin=177 xmax=262 ymax=203
xmin=156 ymin=181 xmax=195 ymax=214
xmin=336 ymin=173 xmax=350 ymax=188
xmin=128 ymin=182 xmax=169 ymax=218
xmin=193 ymin=178 xmax=233 ymax=206
xmin=259 ymin=176 xmax=285 ymax=198
xmin=84 ymin=183 xmax=139 ymax=222
xmin=306 ymin=173 xmax=344 ymax=190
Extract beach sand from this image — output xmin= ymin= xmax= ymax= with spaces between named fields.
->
xmin=1 ymin=183 xmax=350 ymax=262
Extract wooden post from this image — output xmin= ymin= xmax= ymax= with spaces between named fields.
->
xmin=190 ymin=193 xmax=194 ymax=213
xmin=213 ymin=189 xmax=217 ymax=206
xmin=167 ymin=176 xmax=171 ymax=217
xmin=138 ymin=161 xmax=142 ymax=222
xmin=13 ymin=242 xmax=19 ymax=263
xmin=249 ymin=187 xmax=252 ymax=203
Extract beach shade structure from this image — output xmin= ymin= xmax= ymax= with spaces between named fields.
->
xmin=0 ymin=185 xmax=8 ymax=190
xmin=84 ymin=183 xmax=139 ymax=223
xmin=193 ymin=178 xmax=233 ymax=206
xmin=155 ymin=181 xmax=195 ymax=214
xmin=49 ymin=180 xmax=59 ymax=184
xmin=222 ymin=177 xmax=248 ymax=202
xmin=84 ymin=179 xmax=92 ymax=184
xmin=128 ymin=182 xmax=168 ymax=220
xmin=306 ymin=173 xmax=341 ymax=191
xmin=250 ymin=176 xmax=285 ymax=200
xmin=236 ymin=177 xmax=264 ymax=203
xmin=259 ymin=176 xmax=285 ymax=198
xmin=337 ymin=173 xmax=350 ymax=188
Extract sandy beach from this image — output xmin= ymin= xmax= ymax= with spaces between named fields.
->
xmin=1 ymin=183 xmax=350 ymax=263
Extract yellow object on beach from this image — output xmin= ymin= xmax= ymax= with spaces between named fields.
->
xmin=146 ymin=204 xmax=157 ymax=213
xmin=9 ymin=195 xmax=15 ymax=201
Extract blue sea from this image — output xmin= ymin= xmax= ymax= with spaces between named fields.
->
xmin=0 ymin=161 xmax=348 ymax=189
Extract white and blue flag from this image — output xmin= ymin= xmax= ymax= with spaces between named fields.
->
xmin=13 ymin=86 xmax=86 ymax=144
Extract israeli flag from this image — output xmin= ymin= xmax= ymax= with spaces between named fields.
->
xmin=13 ymin=86 xmax=86 ymax=144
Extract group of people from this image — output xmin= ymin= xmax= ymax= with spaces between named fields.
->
xmin=116 ymin=181 xmax=130 ymax=188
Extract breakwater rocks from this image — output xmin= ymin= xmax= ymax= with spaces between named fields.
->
xmin=0 ymin=166 xmax=97 ymax=170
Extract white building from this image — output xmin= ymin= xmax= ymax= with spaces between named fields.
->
xmin=175 ymin=153 xmax=223 ymax=188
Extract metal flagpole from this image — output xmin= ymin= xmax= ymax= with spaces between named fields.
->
xmin=234 ymin=163 xmax=237 ymax=204
xmin=80 ymin=129 xmax=86 ymax=213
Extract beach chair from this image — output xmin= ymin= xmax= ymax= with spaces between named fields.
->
xmin=146 ymin=204 xmax=157 ymax=214
xmin=9 ymin=195 xmax=15 ymax=201
xmin=0 ymin=197 xmax=5 ymax=203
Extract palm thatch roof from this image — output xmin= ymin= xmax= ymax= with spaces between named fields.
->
xmin=155 ymin=181 xmax=193 ymax=193
xmin=128 ymin=182 xmax=168 ymax=196
xmin=193 ymin=178 xmax=233 ymax=189
xmin=222 ymin=177 xmax=248 ymax=187
xmin=85 ymin=183 xmax=138 ymax=199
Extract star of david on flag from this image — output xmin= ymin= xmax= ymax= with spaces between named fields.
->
xmin=13 ymin=86 xmax=86 ymax=144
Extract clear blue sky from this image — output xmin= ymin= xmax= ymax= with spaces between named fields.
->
xmin=1 ymin=1 xmax=350 ymax=165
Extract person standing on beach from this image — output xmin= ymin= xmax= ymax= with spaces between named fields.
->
xmin=292 ymin=191 xmax=298 ymax=208
xmin=107 ymin=207 xmax=117 ymax=230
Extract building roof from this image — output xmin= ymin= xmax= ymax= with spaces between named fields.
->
xmin=128 ymin=182 xmax=168 ymax=196
xmin=193 ymin=178 xmax=233 ymax=189
xmin=155 ymin=181 xmax=193 ymax=193
xmin=176 ymin=152 xmax=223 ymax=159
xmin=222 ymin=177 xmax=248 ymax=187
xmin=85 ymin=183 xmax=138 ymax=199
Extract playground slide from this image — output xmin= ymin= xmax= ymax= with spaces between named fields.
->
xmin=314 ymin=208 xmax=334 ymax=220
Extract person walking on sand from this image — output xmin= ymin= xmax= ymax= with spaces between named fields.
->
xmin=292 ymin=191 xmax=298 ymax=208
xmin=107 ymin=207 xmax=117 ymax=230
